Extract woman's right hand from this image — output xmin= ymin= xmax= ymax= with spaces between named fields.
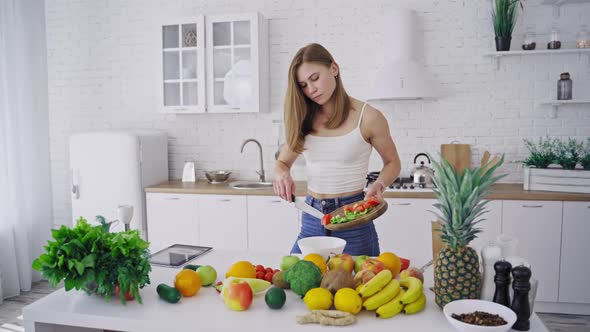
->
xmin=274 ymin=172 xmax=296 ymax=202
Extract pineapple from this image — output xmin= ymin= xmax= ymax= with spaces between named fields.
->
xmin=430 ymin=154 xmax=505 ymax=308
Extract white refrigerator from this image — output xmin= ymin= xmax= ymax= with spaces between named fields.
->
xmin=70 ymin=131 xmax=168 ymax=237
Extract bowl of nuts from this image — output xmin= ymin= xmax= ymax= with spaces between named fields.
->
xmin=443 ymin=299 xmax=517 ymax=332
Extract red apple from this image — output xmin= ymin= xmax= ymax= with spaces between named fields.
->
xmin=353 ymin=269 xmax=376 ymax=287
xmin=361 ymin=258 xmax=386 ymax=274
xmin=400 ymin=267 xmax=424 ymax=284
xmin=222 ymin=279 xmax=253 ymax=311
xmin=327 ymin=253 xmax=354 ymax=273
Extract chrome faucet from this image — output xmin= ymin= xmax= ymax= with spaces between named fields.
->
xmin=240 ymin=139 xmax=265 ymax=182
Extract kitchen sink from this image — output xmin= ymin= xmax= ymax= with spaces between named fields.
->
xmin=228 ymin=181 xmax=273 ymax=190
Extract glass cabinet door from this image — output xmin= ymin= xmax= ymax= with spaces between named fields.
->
xmin=158 ymin=16 xmax=205 ymax=113
xmin=207 ymin=15 xmax=256 ymax=111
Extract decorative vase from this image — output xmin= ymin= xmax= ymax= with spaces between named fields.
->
xmin=495 ymin=36 xmax=512 ymax=51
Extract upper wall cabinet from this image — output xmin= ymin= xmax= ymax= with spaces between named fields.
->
xmin=156 ymin=13 xmax=269 ymax=114
xmin=157 ymin=16 xmax=206 ymax=114
xmin=205 ymin=12 xmax=269 ymax=113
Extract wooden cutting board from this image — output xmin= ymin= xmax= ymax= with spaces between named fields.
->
xmin=324 ymin=200 xmax=388 ymax=231
xmin=440 ymin=143 xmax=471 ymax=175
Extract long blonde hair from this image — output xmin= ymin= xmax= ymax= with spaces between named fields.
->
xmin=284 ymin=43 xmax=351 ymax=154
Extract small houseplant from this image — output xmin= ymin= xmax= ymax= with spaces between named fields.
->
xmin=522 ymin=136 xmax=590 ymax=193
xmin=492 ymin=0 xmax=523 ymax=51
xmin=430 ymin=154 xmax=506 ymax=308
xmin=32 ymin=217 xmax=151 ymax=304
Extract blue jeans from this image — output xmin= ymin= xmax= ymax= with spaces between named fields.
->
xmin=290 ymin=192 xmax=380 ymax=256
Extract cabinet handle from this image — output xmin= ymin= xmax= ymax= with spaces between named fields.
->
xmin=393 ymin=202 xmax=412 ymax=206
xmin=219 ymin=199 xmax=232 ymax=202
xmin=270 ymin=200 xmax=282 ymax=203
xmin=164 ymin=197 xmax=180 ymax=200
xmin=522 ymin=204 xmax=543 ymax=208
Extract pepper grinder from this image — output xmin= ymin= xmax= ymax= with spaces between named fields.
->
xmin=511 ymin=266 xmax=532 ymax=331
xmin=493 ymin=260 xmax=512 ymax=307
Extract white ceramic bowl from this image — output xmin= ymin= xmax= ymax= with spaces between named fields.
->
xmin=297 ymin=236 xmax=346 ymax=259
xmin=443 ymin=299 xmax=517 ymax=332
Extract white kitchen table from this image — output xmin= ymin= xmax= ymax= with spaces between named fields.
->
xmin=23 ymin=249 xmax=549 ymax=332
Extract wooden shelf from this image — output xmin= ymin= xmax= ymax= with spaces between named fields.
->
xmin=484 ymin=48 xmax=590 ymax=69
xmin=538 ymin=99 xmax=590 ymax=118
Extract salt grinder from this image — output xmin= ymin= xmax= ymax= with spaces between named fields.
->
xmin=511 ymin=266 xmax=532 ymax=331
xmin=492 ymin=260 xmax=512 ymax=307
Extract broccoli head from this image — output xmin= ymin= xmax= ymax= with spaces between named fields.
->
xmin=284 ymin=260 xmax=322 ymax=297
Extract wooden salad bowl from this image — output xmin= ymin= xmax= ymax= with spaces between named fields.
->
xmin=323 ymin=199 xmax=388 ymax=231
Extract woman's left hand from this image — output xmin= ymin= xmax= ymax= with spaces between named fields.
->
xmin=365 ymin=181 xmax=385 ymax=201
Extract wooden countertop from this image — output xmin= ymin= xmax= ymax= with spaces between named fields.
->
xmin=145 ymin=181 xmax=590 ymax=201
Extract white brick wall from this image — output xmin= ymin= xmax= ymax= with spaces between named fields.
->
xmin=45 ymin=0 xmax=590 ymax=225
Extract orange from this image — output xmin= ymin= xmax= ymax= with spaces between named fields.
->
xmin=225 ymin=260 xmax=256 ymax=278
xmin=377 ymin=252 xmax=401 ymax=277
xmin=303 ymin=253 xmax=327 ymax=274
xmin=174 ymin=269 xmax=202 ymax=297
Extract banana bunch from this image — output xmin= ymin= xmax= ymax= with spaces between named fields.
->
xmin=374 ymin=276 xmax=426 ymax=319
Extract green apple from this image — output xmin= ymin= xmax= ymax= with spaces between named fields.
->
xmin=354 ymin=255 xmax=369 ymax=273
xmin=280 ymin=255 xmax=300 ymax=271
xmin=196 ymin=265 xmax=217 ymax=286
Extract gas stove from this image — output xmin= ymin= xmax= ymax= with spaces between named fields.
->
xmin=366 ymin=173 xmax=435 ymax=192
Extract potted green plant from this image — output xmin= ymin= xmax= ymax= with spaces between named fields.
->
xmin=492 ymin=0 xmax=523 ymax=51
xmin=522 ymin=136 xmax=557 ymax=169
xmin=581 ymin=138 xmax=590 ymax=170
xmin=32 ymin=217 xmax=151 ymax=304
xmin=523 ymin=137 xmax=590 ymax=193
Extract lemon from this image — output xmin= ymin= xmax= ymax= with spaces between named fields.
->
xmin=334 ymin=287 xmax=362 ymax=314
xmin=303 ymin=253 xmax=327 ymax=274
xmin=303 ymin=287 xmax=333 ymax=310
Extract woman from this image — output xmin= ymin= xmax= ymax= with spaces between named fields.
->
xmin=273 ymin=43 xmax=401 ymax=256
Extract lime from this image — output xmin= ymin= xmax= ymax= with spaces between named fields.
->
xmin=303 ymin=287 xmax=333 ymax=310
xmin=334 ymin=287 xmax=362 ymax=314
xmin=265 ymin=287 xmax=286 ymax=309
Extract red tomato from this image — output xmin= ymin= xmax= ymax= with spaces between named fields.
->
xmin=264 ymin=272 xmax=274 ymax=282
xmin=321 ymin=214 xmax=332 ymax=225
xmin=115 ymin=284 xmax=135 ymax=302
xmin=256 ymin=271 xmax=265 ymax=279
xmin=255 ymin=264 xmax=265 ymax=272
xmin=344 ymin=205 xmax=353 ymax=213
xmin=366 ymin=196 xmax=380 ymax=207
xmin=352 ymin=203 xmax=361 ymax=209
xmin=362 ymin=202 xmax=372 ymax=210
xmin=400 ymin=257 xmax=411 ymax=271
xmin=354 ymin=205 xmax=366 ymax=213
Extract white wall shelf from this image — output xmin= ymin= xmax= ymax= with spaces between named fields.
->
xmin=484 ymin=48 xmax=590 ymax=69
xmin=539 ymin=99 xmax=590 ymax=118
xmin=541 ymin=0 xmax=590 ymax=18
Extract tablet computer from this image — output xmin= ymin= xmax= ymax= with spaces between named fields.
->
xmin=150 ymin=244 xmax=212 ymax=267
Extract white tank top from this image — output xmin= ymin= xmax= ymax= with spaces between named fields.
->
xmin=302 ymin=103 xmax=372 ymax=194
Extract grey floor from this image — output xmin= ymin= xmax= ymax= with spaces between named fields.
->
xmin=1 ymin=281 xmax=590 ymax=331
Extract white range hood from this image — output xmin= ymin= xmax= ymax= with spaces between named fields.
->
xmin=367 ymin=9 xmax=438 ymax=101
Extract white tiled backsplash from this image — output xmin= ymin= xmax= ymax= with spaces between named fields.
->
xmin=46 ymin=0 xmax=590 ymax=225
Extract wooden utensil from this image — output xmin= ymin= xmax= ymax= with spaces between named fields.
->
xmin=481 ymin=151 xmax=491 ymax=167
xmin=482 ymin=155 xmax=501 ymax=174
xmin=440 ymin=143 xmax=471 ymax=175
xmin=324 ymin=200 xmax=388 ymax=231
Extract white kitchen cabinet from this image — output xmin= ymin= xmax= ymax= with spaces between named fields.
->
xmin=375 ymin=198 xmax=437 ymax=267
xmin=197 ymin=195 xmax=248 ymax=250
xmin=559 ymin=201 xmax=590 ymax=304
xmin=502 ymin=200 xmax=563 ymax=302
xmin=156 ymin=17 xmax=206 ymax=113
xmin=247 ymin=196 xmax=300 ymax=253
xmin=205 ymin=12 xmax=269 ymax=113
xmin=469 ymin=200 xmax=503 ymax=255
xmin=146 ymin=193 xmax=199 ymax=253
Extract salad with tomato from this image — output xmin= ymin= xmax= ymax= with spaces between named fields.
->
xmin=321 ymin=196 xmax=381 ymax=226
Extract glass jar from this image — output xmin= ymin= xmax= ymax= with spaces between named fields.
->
xmin=577 ymin=26 xmax=590 ymax=48
xmin=557 ymin=72 xmax=572 ymax=100
xmin=522 ymin=28 xmax=537 ymax=50
xmin=548 ymin=27 xmax=561 ymax=49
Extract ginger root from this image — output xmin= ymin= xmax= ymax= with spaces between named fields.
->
xmin=296 ymin=310 xmax=357 ymax=326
